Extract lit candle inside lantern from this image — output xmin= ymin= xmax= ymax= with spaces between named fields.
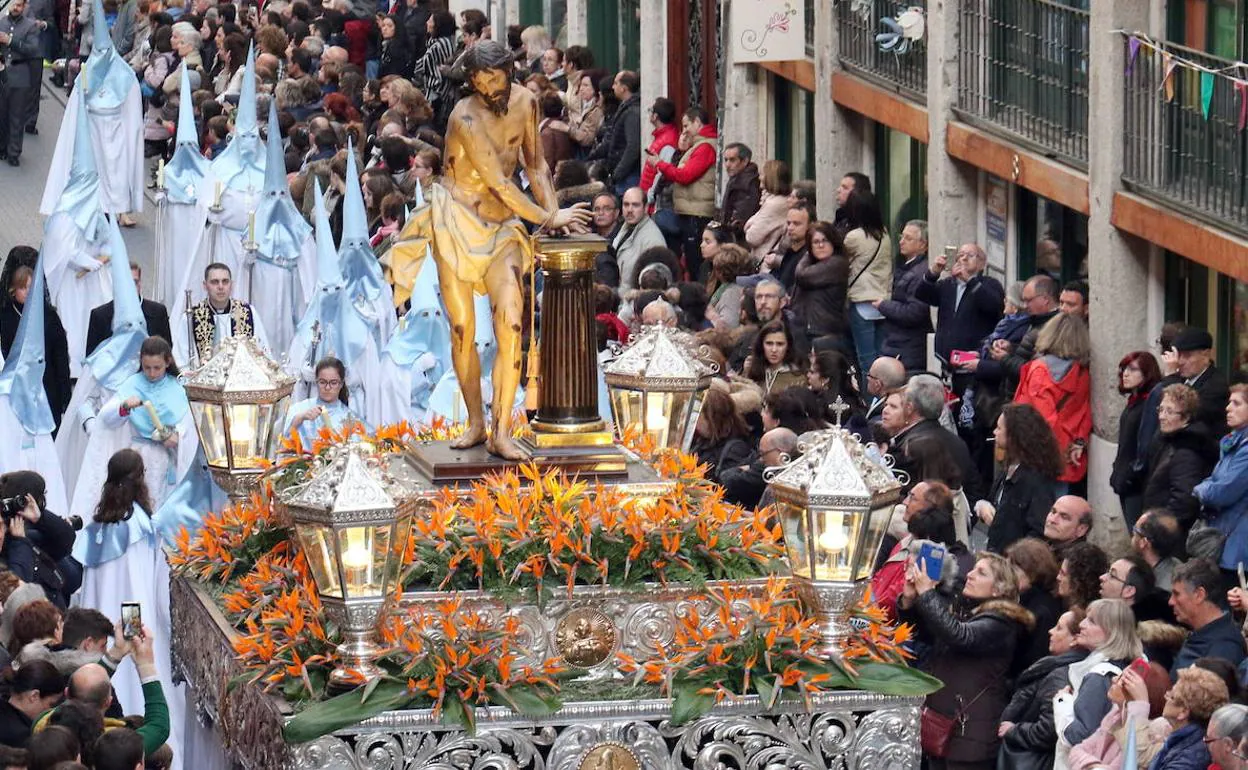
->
xmin=156 ymin=158 xmax=165 ymax=190
xmin=817 ymin=511 xmax=852 ymax=580
xmin=213 ymin=181 xmax=223 ymax=208
xmin=341 ymin=529 xmax=371 ymax=591
xmin=230 ymin=415 xmax=256 ymax=466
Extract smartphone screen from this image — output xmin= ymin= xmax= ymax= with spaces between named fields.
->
xmin=121 ymin=602 xmax=142 ymax=640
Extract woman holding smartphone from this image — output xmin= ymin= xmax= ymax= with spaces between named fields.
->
xmin=73 ymin=448 xmax=184 ymax=761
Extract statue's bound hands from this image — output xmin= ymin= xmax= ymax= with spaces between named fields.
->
xmin=545 ymin=202 xmax=592 ymax=233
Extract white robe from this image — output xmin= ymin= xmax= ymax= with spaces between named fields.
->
xmin=157 ymin=196 xmax=211 ymax=311
xmin=43 ymin=213 xmax=113 ymax=378
xmin=372 ymin=351 xmax=438 ymax=427
xmin=246 ymin=237 xmax=317 ymax=358
xmin=178 ymin=187 xmax=260 ymax=309
xmin=55 ymin=370 xmax=114 ymax=498
xmin=73 ymin=518 xmax=185 ymax=768
xmin=41 ymin=85 xmax=145 ymax=216
xmin=69 ymin=401 xmax=198 ymax=525
xmin=0 ymin=396 xmax=69 ymax=517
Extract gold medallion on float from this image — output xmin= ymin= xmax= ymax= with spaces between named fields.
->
xmin=576 ymin=742 xmax=642 ymax=770
xmin=554 ymin=607 xmax=617 ymax=668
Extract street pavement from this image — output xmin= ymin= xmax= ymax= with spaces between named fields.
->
xmin=0 ymin=75 xmax=159 ymax=294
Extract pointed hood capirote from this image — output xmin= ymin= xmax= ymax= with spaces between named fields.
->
xmin=81 ymin=0 xmax=139 ymax=110
xmin=163 ymin=61 xmax=213 ymax=205
xmin=84 ymin=217 xmax=149 ymax=392
xmin=288 ymin=182 xmax=369 ymax=374
xmin=385 ymin=253 xmax=449 ymax=368
xmin=54 ymin=88 xmax=107 ymax=239
xmin=337 ymin=139 xmax=392 ymax=347
xmin=209 ymin=43 xmax=266 ymax=191
xmin=0 ymin=248 xmax=55 ymax=434
xmin=253 ymin=96 xmax=311 ymax=262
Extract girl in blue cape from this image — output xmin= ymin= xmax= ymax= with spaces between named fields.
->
xmin=90 ymin=337 xmax=198 ymax=513
xmin=283 ymin=357 xmax=366 ymax=448
xmin=74 ymin=448 xmax=185 ymax=763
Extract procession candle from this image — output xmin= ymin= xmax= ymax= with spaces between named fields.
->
xmin=320 ymin=405 xmax=335 ymax=431
xmin=156 ymin=158 xmax=165 ymax=189
xmin=213 ymin=181 xmax=223 ymax=208
xmin=142 ymin=401 xmax=166 ymax=435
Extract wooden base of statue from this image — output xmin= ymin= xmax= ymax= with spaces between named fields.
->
xmin=405 ymin=440 xmax=646 ymax=483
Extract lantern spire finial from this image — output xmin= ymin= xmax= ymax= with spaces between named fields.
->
xmin=829 ymin=396 xmax=850 ymax=428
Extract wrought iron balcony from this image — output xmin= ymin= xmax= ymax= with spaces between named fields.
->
xmin=1122 ymin=39 xmax=1248 ymax=238
xmin=836 ymin=0 xmax=927 ymax=101
xmin=956 ymin=0 xmax=1089 ymax=168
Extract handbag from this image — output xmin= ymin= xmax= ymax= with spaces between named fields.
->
xmin=996 ymin=740 xmax=1052 ymax=770
xmin=920 ymin=706 xmax=956 ymax=758
xmin=921 ymin=684 xmax=990 ymax=759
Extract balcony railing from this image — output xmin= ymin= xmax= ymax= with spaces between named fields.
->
xmin=835 ymin=0 xmax=927 ymax=101
xmin=957 ymin=0 xmax=1089 ymax=168
xmin=1122 ymin=39 xmax=1248 ymax=237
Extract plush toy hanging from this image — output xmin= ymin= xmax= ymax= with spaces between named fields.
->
xmin=877 ymin=6 xmax=926 ymax=55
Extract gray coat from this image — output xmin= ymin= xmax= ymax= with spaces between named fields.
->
xmin=0 ymin=11 xmax=43 ymax=88
xmin=878 ymin=253 xmax=933 ymax=371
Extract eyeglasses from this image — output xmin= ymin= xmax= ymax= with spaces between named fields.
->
xmin=317 ymin=379 xmax=342 ymax=388
xmin=1102 ymin=571 xmax=1128 ymax=585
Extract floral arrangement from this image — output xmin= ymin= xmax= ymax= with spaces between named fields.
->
xmin=283 ymin=598 xmax=568 ymax=742
xmin=615 ymin=578 xmax=936 ymax=725
xmin=402 ymin=463 xmax=784 ymax=595
xmin=168 ymin=491 xmax=289 ymax=583
xmin=267 ymin=420 xmax=434 ymax=492
xmin=171 ymin=420 xmax=941 ymax=741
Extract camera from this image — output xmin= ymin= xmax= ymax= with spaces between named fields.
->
xmin=0 ymin=497 xmax=25 ymax=521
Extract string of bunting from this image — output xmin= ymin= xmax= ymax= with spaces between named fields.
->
xmin=1120 ymin=30 xmax=1248 ymax=129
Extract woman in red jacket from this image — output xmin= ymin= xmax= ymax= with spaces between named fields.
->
xmin=1015 ymin=313 xmax=1092 ymax=494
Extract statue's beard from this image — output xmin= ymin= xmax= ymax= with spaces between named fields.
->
xmin=480 ymin=90 xmax=510 ymax=116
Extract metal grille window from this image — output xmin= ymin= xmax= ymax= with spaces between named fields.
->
xmin=806 ymin=0 xmax=816 ymax=57
xmin=835 ymin=0 xmax=927 ymax=100
xmin=957 ymin=0 xmax=1089 ymax=168
xmin=1123 ymin=39 xmax=1248 ymax=237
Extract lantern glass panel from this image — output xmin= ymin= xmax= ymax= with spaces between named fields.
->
xmin=225 ymin=403 xmax=271 ymax=468
xmin=264 ymin=395 xmax=292 ymax=457
xmin=812 ymin=507 xmax=865 ymax=581
xmin=295 ymin=524 xmax=343 ymax=599
xmin=678 ymin=391 xmax=705 ymax=453
xmin=779 ymin=500 xmax=811 ymax=578
xmin=855 ymin=502 xmax=896 ymax=581
xmin=608 ymin=387 xmax=641 ymax=442
xmin=191 ymin=402 xmax=229 ymax=469
xmin=338 ymin=524 xmax=391 ymax=599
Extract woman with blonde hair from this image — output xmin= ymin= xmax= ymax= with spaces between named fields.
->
xmin=1015 ymin=312 xmax=1092 ymax=493
xmin=1058 ymin=598 xmax=1144 ymax=761
xmin=385 ymin=79 xmax=435 ymax=130
xmin=899 ymin=551 xmax=1035 ymax=769
xmin=744 ymin=160 xmax=793 ymax=264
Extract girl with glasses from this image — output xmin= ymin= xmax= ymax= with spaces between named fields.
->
xmin=284 ymin=357 xmax=365 ymax=448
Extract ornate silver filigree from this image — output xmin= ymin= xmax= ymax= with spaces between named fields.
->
xmin=603 ymin=325 xmax=716 ymax=390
